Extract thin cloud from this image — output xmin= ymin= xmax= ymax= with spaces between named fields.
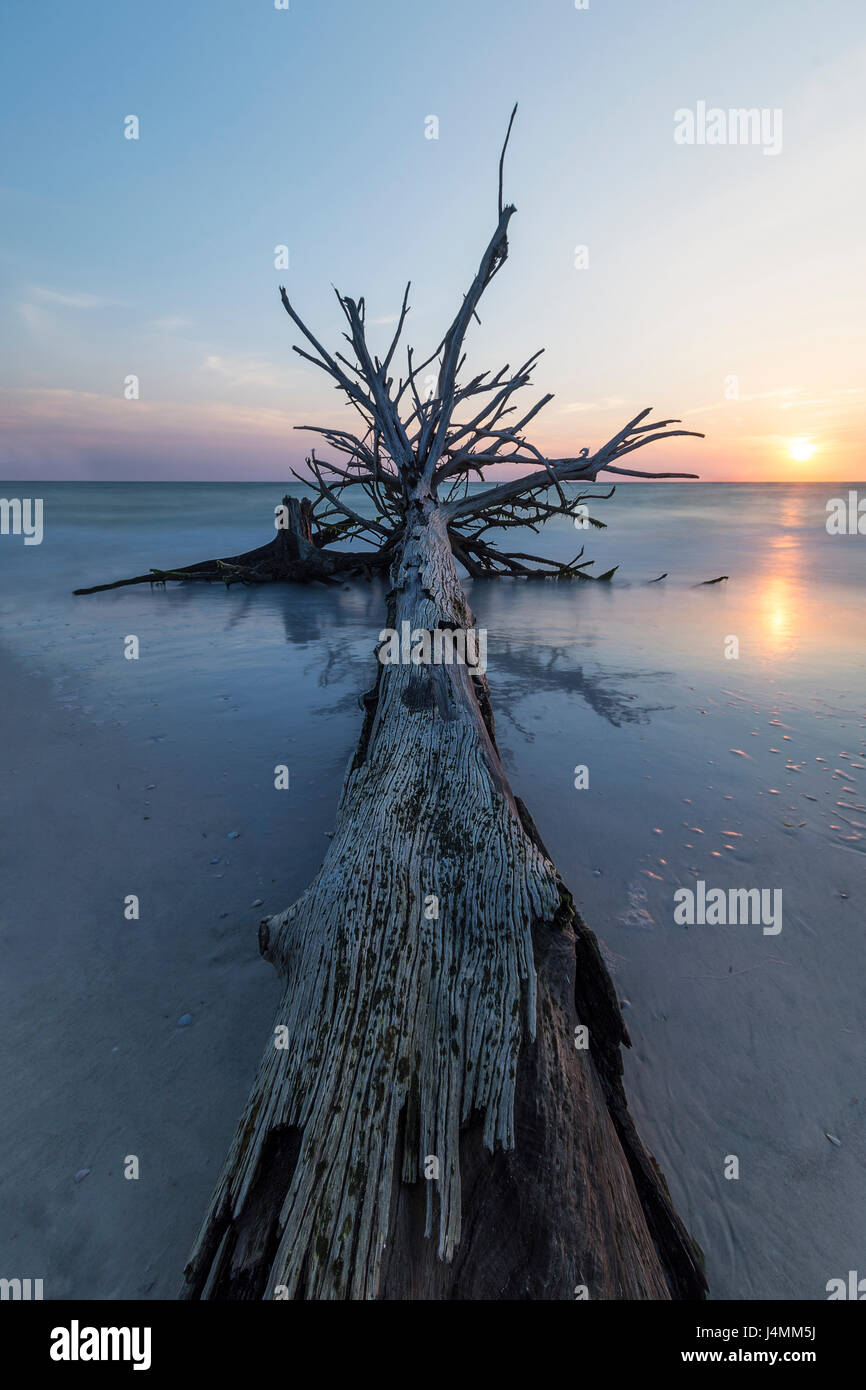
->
xmin=684 ymin=388 xmax=803 ymax=418
xmin=560 ymin=397 xmax=627 ymax=414
xmin=29 ymin=285 xmax=122 ymax=309
xmin=203 ymin=353 xmax=286 ymax=389
xmin=147 ymin=315 xmax=193 ymax=332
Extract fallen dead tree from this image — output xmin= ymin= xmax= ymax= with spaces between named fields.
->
xmin=83 ymin=109 xmax=708 ymax=1299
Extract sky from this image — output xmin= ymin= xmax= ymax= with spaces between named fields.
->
xmin=1 ymin=0 xmax=864 ymax=483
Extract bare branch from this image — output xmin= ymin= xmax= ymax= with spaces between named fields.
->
xmin=498 ymin=102 xmax=519 ymax=217
xmin=446 ymin=412 xmax=703 ymax=521
xmin=418 ymin=204 xmax=516 ymax=480
xmin=381 ymin=282 xmax=412 ymax=374
xmin=279 ymin=286 xmax=377 ymax=420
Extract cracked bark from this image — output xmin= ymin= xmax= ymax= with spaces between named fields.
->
xmin=180 ymin=502 xmax=706 ymax=1301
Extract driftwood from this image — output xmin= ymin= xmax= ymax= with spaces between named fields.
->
xmin=181 ymin=507 xmax=706 ymax=1299
xmin=73 ymin=498 xmax=393 ymax=594
xmin=79 ymin=108 xmax=708 ymax=1299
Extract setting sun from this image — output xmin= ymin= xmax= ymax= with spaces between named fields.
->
xmin=788 ymin=437 xmax=816 ymax=463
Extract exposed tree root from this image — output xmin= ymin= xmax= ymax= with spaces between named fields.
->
xmin=73 ymin=497 xmax=394 ymax=595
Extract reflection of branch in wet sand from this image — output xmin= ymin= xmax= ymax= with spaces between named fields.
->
xmin=215 ymin=577 xmax=391 ymax=649
xmin=208 ymin=580 xmax=672 ymax=730
xmin=493 ymin=639 xmax=674 ymax=729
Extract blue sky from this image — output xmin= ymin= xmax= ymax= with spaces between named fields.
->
xmin=1 ymin=0 xmax=864 ymax=480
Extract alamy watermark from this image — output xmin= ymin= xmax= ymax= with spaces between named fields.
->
xmin=0 ymin=1276 xmax=43 ymax=1299
xmin=827 ymin=1270 xmax=866 ymax=1299
xmin=50 ymin=1321 xmax=151 ymax=1371
xmin=674 ymin=102 xmax=783 ymax=157
xmin=377 ymin=621 xmax=487 ymax=674
xmin=674 ymin=881 xmax=782 ymax=935
xmin=826 ymin=491 xmax=866 ymax=535
xmin=0 ymin=497 xmax=43 ymax=545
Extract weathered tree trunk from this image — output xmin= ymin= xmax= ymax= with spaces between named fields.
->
xmin=74 ymin=109 xmax=707 ymax=1299
xmin=181 ymin=498 xmax=706 ymax=1301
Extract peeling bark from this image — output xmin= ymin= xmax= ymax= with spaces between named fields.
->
xmin=181 ymin=502 xmax=706 ymax=1301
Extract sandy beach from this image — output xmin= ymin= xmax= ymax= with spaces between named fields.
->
xmin=1 ymin=480 xmax=864 ymax=1300
xmin=0 ymin=650 xmax=281 ymax=1298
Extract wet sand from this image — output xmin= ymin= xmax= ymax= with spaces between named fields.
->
xmin=1 ymin=480 xmax=864 ymax=1299
xmin=0 ymin=652 xmax=280 ymax=1298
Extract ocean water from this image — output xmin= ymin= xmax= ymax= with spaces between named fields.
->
xmin=1 ymin=479 xmax=864 ymax=1299
xmin=2 ymin=479 xmax=864 ymax=706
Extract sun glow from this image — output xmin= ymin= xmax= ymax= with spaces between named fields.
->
xmin=788 ymin=437 xmax=816 ymax=463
